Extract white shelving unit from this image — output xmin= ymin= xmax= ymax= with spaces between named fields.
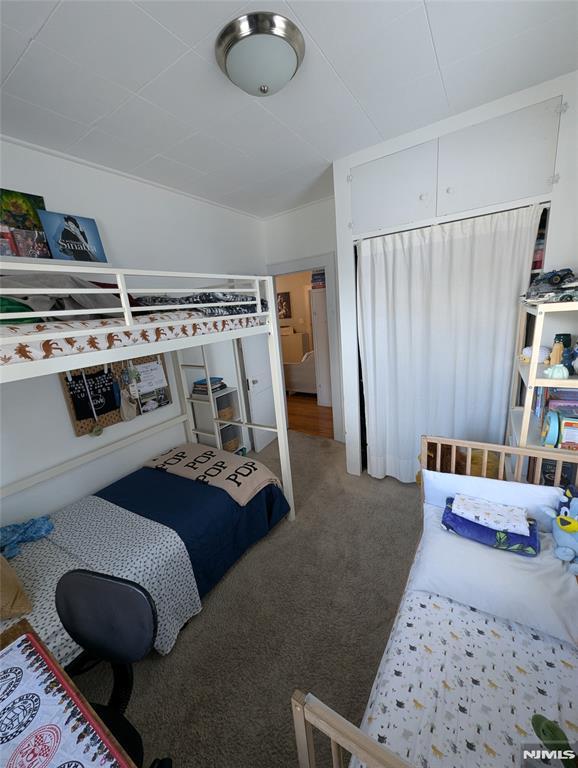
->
xmin=508 ymin=300 xmax=578 ymax=459
xmin=177 ymin=342 xmax=250 ymax=454
xmin=190 ymin=387 xmax=248 ymax=454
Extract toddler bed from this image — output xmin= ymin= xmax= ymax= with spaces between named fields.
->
xmin=1 ymin=444 xmax=289 ymax=666
xmin=292 ymin=437 xmax=578 ymax=768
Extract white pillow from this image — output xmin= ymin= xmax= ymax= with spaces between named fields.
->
xmin=422 ymin=469 xmax=563 ymax=514
xmin=410 ymin=504 xmax=578 ymax=646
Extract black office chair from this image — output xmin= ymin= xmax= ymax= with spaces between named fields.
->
xmin=55 ymin=569 xmax=171 ymax=768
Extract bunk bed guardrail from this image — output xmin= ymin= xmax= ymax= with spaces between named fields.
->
xmin=0 ymin=258 xmax=268 ymax=340
xmin=0 ymin=259 xmax=295 ymax=519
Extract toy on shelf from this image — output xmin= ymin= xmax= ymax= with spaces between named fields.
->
xmin=534 ymin=486 xmax=578 ymax=574
xmin=562 ymin=346 xmax=576 ymax=376
xmin=523 ymin=267 xmax=577 ymax=304
xmin=546 ymin=333 xmax=576 ymax=376
xmin=519 ymin=345 xmax=550 ymax=365
xmin=543 ymin=364 xmax=570 ymax=379
xmin=550 ymin=340 xmax=564 ymax=365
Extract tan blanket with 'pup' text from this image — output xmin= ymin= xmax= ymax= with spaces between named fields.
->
xmin=145 ymin=443 xmax=281 ymax=507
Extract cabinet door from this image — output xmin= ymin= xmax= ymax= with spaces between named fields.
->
xmin=351 ymin=140 xmax=437 ymax=237
xmin=437 ymin=96 xmax=562 ymax=216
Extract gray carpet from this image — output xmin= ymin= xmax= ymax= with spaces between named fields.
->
xmin=78 ymin=432 xmax=421 ymax=767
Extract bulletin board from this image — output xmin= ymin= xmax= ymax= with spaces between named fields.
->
xmin=60 ymin=354 xmax=172 ymax=437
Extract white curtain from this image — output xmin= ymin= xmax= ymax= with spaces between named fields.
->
xmin=357 ymin=206 xmax=542 ymax=482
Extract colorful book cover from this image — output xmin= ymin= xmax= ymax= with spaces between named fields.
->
xmin=0 ymin=229 xmax=17 ymax=257
xmin=11 ymin=228 xmax=51 ymax=259
xmin=38 ymin=210 xmax=107 ymax=262
xmin=0 ymin=188 xmax=45 ymax=230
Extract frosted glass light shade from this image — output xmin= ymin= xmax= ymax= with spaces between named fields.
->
xmin=226 ymin=34 xmax=298 ymax=96
xmin=215 ymin=12 xmax=305 ymax=97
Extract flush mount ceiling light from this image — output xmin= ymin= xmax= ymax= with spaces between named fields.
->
xmin=215 ymin=12 xmax=305 ymax=97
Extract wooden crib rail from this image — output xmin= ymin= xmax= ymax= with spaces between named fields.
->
xmin=420 ymin=435 xmax=578 ymax=487
xmin=291 ymin=691 xmax=412 ymax=768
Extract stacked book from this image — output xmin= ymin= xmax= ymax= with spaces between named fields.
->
xmin=192 ymin=377 xmax=227 ymax=396
xmin=311 ymin=269 xmax=326 ymax=289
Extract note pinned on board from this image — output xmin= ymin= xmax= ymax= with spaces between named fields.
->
xmin=135 ymin=360 xmax=168 ymax=394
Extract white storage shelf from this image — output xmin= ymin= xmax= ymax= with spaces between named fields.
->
xmin=188 ymin=385 xmax=247 ymax=452
xmin=517 ymin=360 xmax=578 ymax=390
xmin=187 ymin=386 xmax=239 ymax=404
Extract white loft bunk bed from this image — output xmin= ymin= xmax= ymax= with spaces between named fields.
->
xmin=0 ymin=258 xmax=294 ymax=516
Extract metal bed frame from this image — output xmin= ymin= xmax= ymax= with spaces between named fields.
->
xmin=291 ymin=435 xmax=578 ymax=768
xmin=0 ymin=258 xmax=294 ymax=517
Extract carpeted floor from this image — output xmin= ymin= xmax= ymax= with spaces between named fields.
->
xmin=78 ymin=432 xmax=421 ymax=767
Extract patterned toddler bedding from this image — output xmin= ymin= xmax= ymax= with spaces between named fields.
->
xmin=0 ymin=309 xmax=262 ymax=365
xmin=351 ymin=589 xmax=578 ymax=768
xmin=0 ymin=496 xmax=202 ymax=666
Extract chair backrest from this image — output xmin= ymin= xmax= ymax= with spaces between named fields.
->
xmin=56 ymin=570 xmax=157 ymax=664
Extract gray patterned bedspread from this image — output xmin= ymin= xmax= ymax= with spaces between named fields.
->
xmin=1 ymin=496 xmax=202 ymax=666
xmin=134 ymin=291 xmax=268 ymax=316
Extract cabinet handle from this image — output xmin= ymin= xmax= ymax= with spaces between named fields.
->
xmin=445 ymin=187 xmax=453 ymax=194
xmin=419 ymin=193 xmax=426 ymax=201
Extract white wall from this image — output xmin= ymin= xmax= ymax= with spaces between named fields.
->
xmin=334 ymin=70 xmax=578 ymax=474
xmin=0 ymin=140 xmax=264 ymax=523
xmin=1 ymin=141 xmax=263 ymax=273
xmin=264 ymin=198 xmax=336 ymax=265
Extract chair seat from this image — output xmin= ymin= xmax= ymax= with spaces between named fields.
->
xmin=92 ymin=703 xmax=144 ymax=767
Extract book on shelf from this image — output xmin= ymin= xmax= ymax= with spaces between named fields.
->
xmin=192 ymin=377 xmax=227 ymax=395
xmin=194 ymin=376 xmax=223 ymax=386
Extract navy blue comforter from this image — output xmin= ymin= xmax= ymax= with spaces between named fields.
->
xmin=96 ymin=468 xmax=289 ymax=597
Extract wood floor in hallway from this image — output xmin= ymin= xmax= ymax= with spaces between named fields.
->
xmin=286 ymin=393 xmax=333 ymax=439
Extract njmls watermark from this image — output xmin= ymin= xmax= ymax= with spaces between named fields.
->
xmin=521 ymin=742 xmax=578 ymax=766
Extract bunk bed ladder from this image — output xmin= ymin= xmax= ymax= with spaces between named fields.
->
xmin=173 ymin=350 xmax=222 ymax=447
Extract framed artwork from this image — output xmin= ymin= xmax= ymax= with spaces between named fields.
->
xmin=11 ymin=228 xmax=50 ymax=258
xmin=38 ymin=210 xmax=107 ymax=262
xmin=0 ymin=188 xmax=45 ymax=230
xmin=0 ymin=229 xmax=18 ymax=257
xmin=0 ymin=188 xmax=50 ymax=259
xmin=277 ymin=291 xmax=292 ymax=320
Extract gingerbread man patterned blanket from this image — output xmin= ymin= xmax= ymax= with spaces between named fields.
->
xmin=145 ymin=443 xmax=282 ymax=507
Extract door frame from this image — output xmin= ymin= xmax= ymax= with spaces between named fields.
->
xmin=267 ymin=252 xmax=344 ymax=443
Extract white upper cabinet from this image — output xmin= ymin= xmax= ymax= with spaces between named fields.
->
xmin=351 ymin=140 xmax=437 ymax=237
xmin=437 ymin=96 xmax=562 ymax=216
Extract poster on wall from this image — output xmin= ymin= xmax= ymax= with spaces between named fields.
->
xmin=277 ymin=291 xmax=292 ymax=319
xmin=0 ymin=188 xmax=51 ymax=258
xmin=38 ymin=210 xmax=108 ymax=262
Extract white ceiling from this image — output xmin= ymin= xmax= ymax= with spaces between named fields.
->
xmin=1 ymin=0 xmax=577 ymax=218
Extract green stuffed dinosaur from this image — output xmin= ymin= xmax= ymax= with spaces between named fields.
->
xmin=532 ymin=714 xmax=578 ymax=767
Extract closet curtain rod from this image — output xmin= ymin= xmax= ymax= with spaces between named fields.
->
xmin=357 ymin=201 xmax=550 ymax=244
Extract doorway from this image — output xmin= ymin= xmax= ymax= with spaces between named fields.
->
xmin=274 ymin=269 xmax=334 ymax=439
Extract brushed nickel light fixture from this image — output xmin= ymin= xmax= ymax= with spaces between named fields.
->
xmin=215 ymin=12 xmax=305 ymax=97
